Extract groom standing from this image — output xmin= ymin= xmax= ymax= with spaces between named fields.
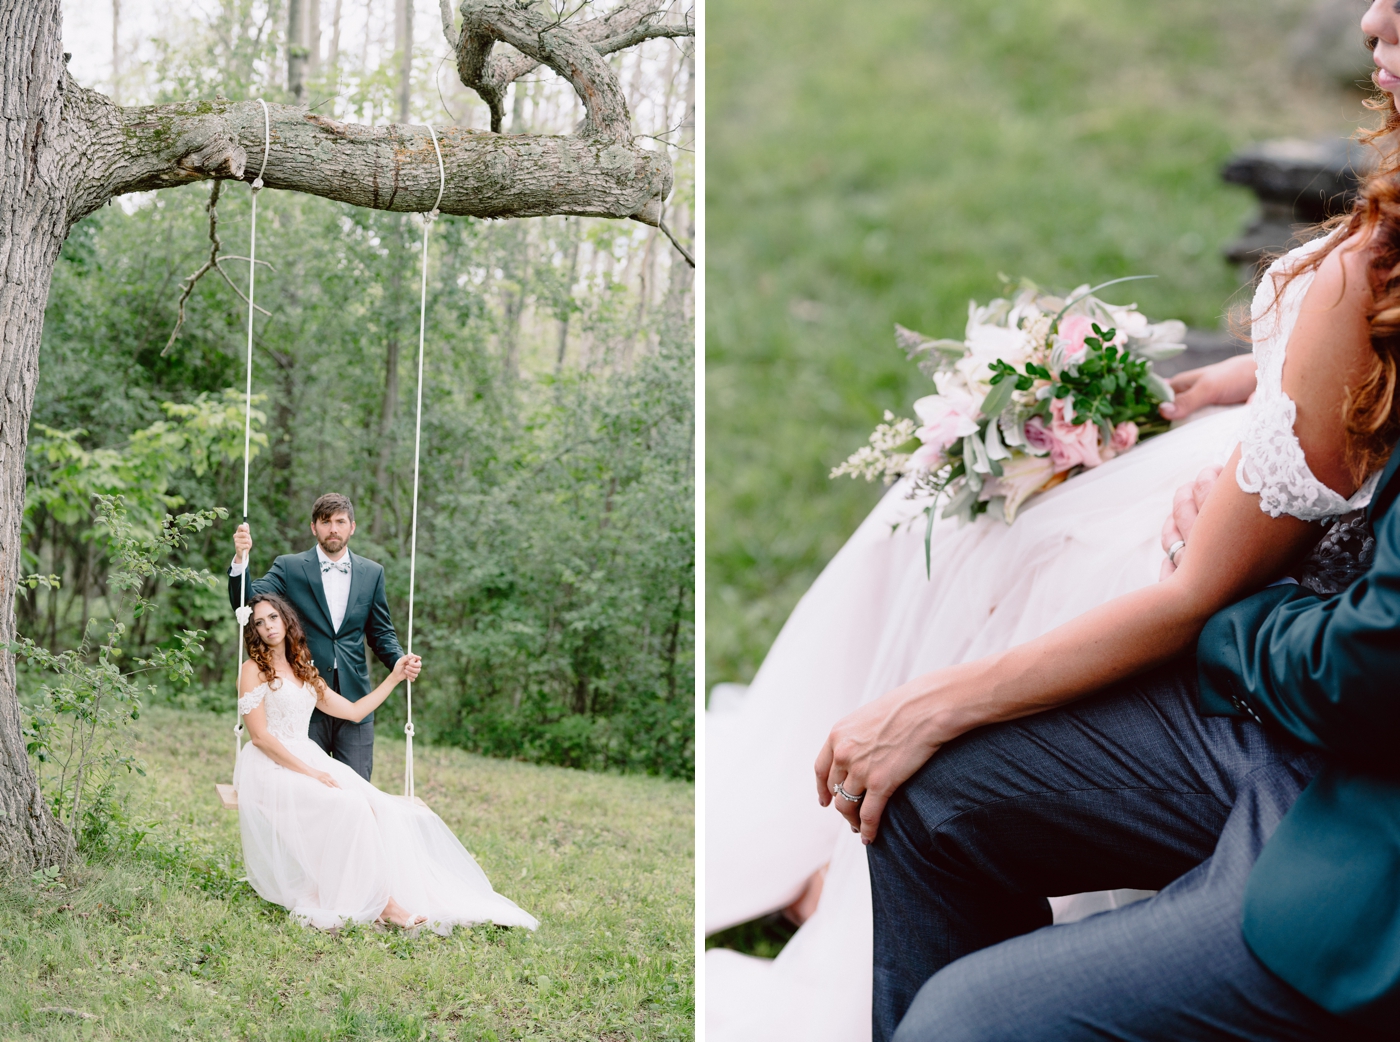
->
xmin=230 ymin=492 xmax=422 ymax=781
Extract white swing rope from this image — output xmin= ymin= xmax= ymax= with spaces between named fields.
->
xmin=403 ymin=125 xmax=447 ymax=802
xmin=232 ymin=100 xmax=272 ymax=772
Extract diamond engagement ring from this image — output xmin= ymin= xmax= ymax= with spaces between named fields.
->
xmin=1167 ymin=539 xmax=1186 ymax=567
xmin=834 ymin=781 xmax=865 ymax=804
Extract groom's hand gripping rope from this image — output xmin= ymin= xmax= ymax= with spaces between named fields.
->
xmin=233 ymin=522 xmax=253 ymax=564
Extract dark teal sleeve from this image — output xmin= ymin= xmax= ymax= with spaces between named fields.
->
xmin=364 ymin=567 xmax=404 ymax=671
xmin=1197 ymin=503 xmax=1400 ymax=767
xmin=227 ymin=555 xmax=289 ymax=612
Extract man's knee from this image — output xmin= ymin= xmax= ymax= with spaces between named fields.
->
xmin=892 ymin=959 xmax=1012 ymax=1042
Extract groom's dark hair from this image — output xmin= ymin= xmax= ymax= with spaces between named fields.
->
xmin=311 ymin=493 xmax=354 ymax=524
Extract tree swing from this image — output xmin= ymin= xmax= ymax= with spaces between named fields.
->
xmin=214 ymin=99 xmax=444 ymax=812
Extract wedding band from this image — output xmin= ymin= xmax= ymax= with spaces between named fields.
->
xmin=834 ymin=781 xmax=865 ymax=804
xmin=1167 ymin=539 xmax=1185 ymax=566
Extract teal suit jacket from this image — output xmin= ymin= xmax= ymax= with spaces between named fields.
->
xmin=1197 ymin=447 xmax=1400 ymax=1029
xmin=228 ymin=548 xmax=404 ymax=706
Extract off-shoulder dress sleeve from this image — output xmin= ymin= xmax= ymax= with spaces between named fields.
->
xmin=1235 ymin=235 xmax=1380 ymax=521
xmin=239 ymin=682 xmax=269 ymax=716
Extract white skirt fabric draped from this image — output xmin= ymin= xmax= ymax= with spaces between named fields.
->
xmin=705 ymin=406 xmax=1243 ymax=1042
xmin=233 ymin=681 xmax=538 ymax=935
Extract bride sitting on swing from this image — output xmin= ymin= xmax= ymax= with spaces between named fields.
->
xmin=233 ymin=592 xmax=539 ymax=933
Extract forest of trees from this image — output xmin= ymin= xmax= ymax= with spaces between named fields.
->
xmin=19 ymin=0 xmax=694 ymax=786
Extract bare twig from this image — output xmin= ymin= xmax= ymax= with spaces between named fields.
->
xmin=36 ymin=1008 xmax=96 ymax=1021
xmin=659 ymin=218 xmax=693 ymax=268
xmin=162 ymin=180 xmax=272 ymax=356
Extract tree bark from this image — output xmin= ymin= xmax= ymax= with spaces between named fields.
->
xmin=0 ymin=0 xmax=72 ymax=870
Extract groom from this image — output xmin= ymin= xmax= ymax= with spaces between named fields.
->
xmin=852 ymin=448 xmax=1400 ymax=1040
xmin=230 ymin=492 xmax=422 ymax=781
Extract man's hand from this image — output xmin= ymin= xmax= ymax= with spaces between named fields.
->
xmin=233 ymin=522 xmax=253 ymax=564
xmin=814 ymin=676 xmax=963 ymax=844
xmin=1160 ymin=464 xmax=1222 ymax=579
xmin=396 ymin=655 xmax=423 ymax=683
xmin=1158 ymin=354 xmax=1257 ymax=422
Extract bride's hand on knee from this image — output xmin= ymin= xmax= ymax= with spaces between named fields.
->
xmin=814 ymin=675 xmax=969 ymax=844
xmin=312 ymin=770 xmax=340 ymax=789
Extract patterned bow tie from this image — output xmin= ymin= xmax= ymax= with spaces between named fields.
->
xmin=321 ymin=558 xmax=351 ymax=575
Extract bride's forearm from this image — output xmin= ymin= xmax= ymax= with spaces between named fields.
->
xmin=904 ymin=451 xmax=1317 ymax=745
xmin=250 ymin=732 xmax=317 ymax=776
xmin=342 ymin=675 xmax=401 ymax=722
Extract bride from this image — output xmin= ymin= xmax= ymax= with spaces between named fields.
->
xmin=707 ymin=18 xmax=1397 ymax=1042
xmin=234 ymin=592 xmax=538 ymax=934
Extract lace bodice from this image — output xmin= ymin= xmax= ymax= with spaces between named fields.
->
xmin=239 ymin=677 xmax=318 ymax=741
xmin=1238 ymin=235 xmax=1380 ymax=521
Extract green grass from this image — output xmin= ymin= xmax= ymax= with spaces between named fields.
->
xmin=0 ymin=706 xmax=693 ymax=1041
xmin=706 ymin=0 xmax=1366 ymax=685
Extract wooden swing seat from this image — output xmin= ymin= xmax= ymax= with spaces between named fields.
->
xmin=214 ymin=783 xmax=428 ymax=811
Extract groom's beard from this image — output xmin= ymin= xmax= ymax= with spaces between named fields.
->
xmin=319 ymin=536 xmax=347 ymax=555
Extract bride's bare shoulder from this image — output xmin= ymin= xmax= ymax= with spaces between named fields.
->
xmin=1285 ymin=232 xmax=1378 ymax=496
xmin=239 ymin=658 xmax=268 ymax=694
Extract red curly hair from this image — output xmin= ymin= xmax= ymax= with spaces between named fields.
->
xmin=1267 ymin=65 xmax=1400 ymax=483
xmin=243 ymin=593 xmax=329 ymax=700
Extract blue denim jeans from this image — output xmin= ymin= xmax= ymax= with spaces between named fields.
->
xmin=868 ymin=656 xmax=1368 ymax=1042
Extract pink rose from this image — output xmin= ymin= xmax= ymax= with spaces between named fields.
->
xmin=1023 ymin=416 xmax=1053 ymax=455
xmin=1033 ymin=396 xmax=1103 ymax=474
xmin=1099 ymin=421 xmax=1140 ymax=461
xmin=1054 ymin=314 xmax=1094 ymax=366
xmin=912 ymin=391 xmax=981 ymax=461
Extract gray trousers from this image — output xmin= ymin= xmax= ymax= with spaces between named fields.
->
xmin=869 ymin=657 xmax=1378 ymax=1042
xmin=306 ymin=667 xmax=374 ymax=781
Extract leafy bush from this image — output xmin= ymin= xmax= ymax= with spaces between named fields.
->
xmin=12 ymin=497 xmax=223 ymax=861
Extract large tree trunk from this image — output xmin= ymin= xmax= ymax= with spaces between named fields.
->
xmin=0 ymin=0 xmax=74 ymax=870
xmin=0 ymin=0 xmax=689 ymax=872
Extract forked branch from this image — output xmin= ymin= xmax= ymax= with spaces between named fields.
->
xmin=162 ymin=179 xmax=274 ymax=355
xmin=454 ymin=0 xmax=693 ymax=136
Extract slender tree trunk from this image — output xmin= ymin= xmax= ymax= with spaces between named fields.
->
xmin=372 ymin=220 xmax=407 ymax=539
xmin=287 ymin=0 xmax=307 ymax=102
xmin=395 ymin=0 xmax=413 ymax=124
xmin=110 ymin=0 xmax=121 ymax=105
xmin=0 ymin=0 xmax=71 ymax=868
xmin=307 ymin=0 xmax=321 ymax=78
xmin=555 ymin=217 xmax=579 ymax=372
xmin=328 ymin=0 xmax=343 ymax=72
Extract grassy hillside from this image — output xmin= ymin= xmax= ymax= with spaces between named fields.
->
xmin=0 ymin=707 xmax=692 ymax=1041
xmin=706 ymin=0 xmax=1366 ymax=684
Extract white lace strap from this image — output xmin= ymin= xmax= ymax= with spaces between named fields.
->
xmin=238 ymin=682 xmax=269 ymax=716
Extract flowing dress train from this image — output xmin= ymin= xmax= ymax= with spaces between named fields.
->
xmin=233 ymin=677 xmax=538 ymax=934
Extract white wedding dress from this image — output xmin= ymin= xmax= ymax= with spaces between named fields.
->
xmin=705 ymin=233 xmax=1379 ymax=1041
xmin=233 ymin=677 xmax=539 ymax=934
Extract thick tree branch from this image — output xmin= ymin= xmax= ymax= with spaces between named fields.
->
xmin=63 ymin=86 xmax=671 ymax=226
xmin=454 ymin=0 xmax=692 ymax=137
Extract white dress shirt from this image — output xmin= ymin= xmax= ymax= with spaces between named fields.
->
xmin=314 ymin=544 xmax=353 ymax=634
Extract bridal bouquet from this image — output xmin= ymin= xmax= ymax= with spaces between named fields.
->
xmin=832 ymin=277 xmax=1186 ymax=538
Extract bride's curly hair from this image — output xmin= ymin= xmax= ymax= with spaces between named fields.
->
xmin=243 ymin=593 xmax=328 ymax=699
xmin=1270 ymin=56 xmax=1400 ymax=483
